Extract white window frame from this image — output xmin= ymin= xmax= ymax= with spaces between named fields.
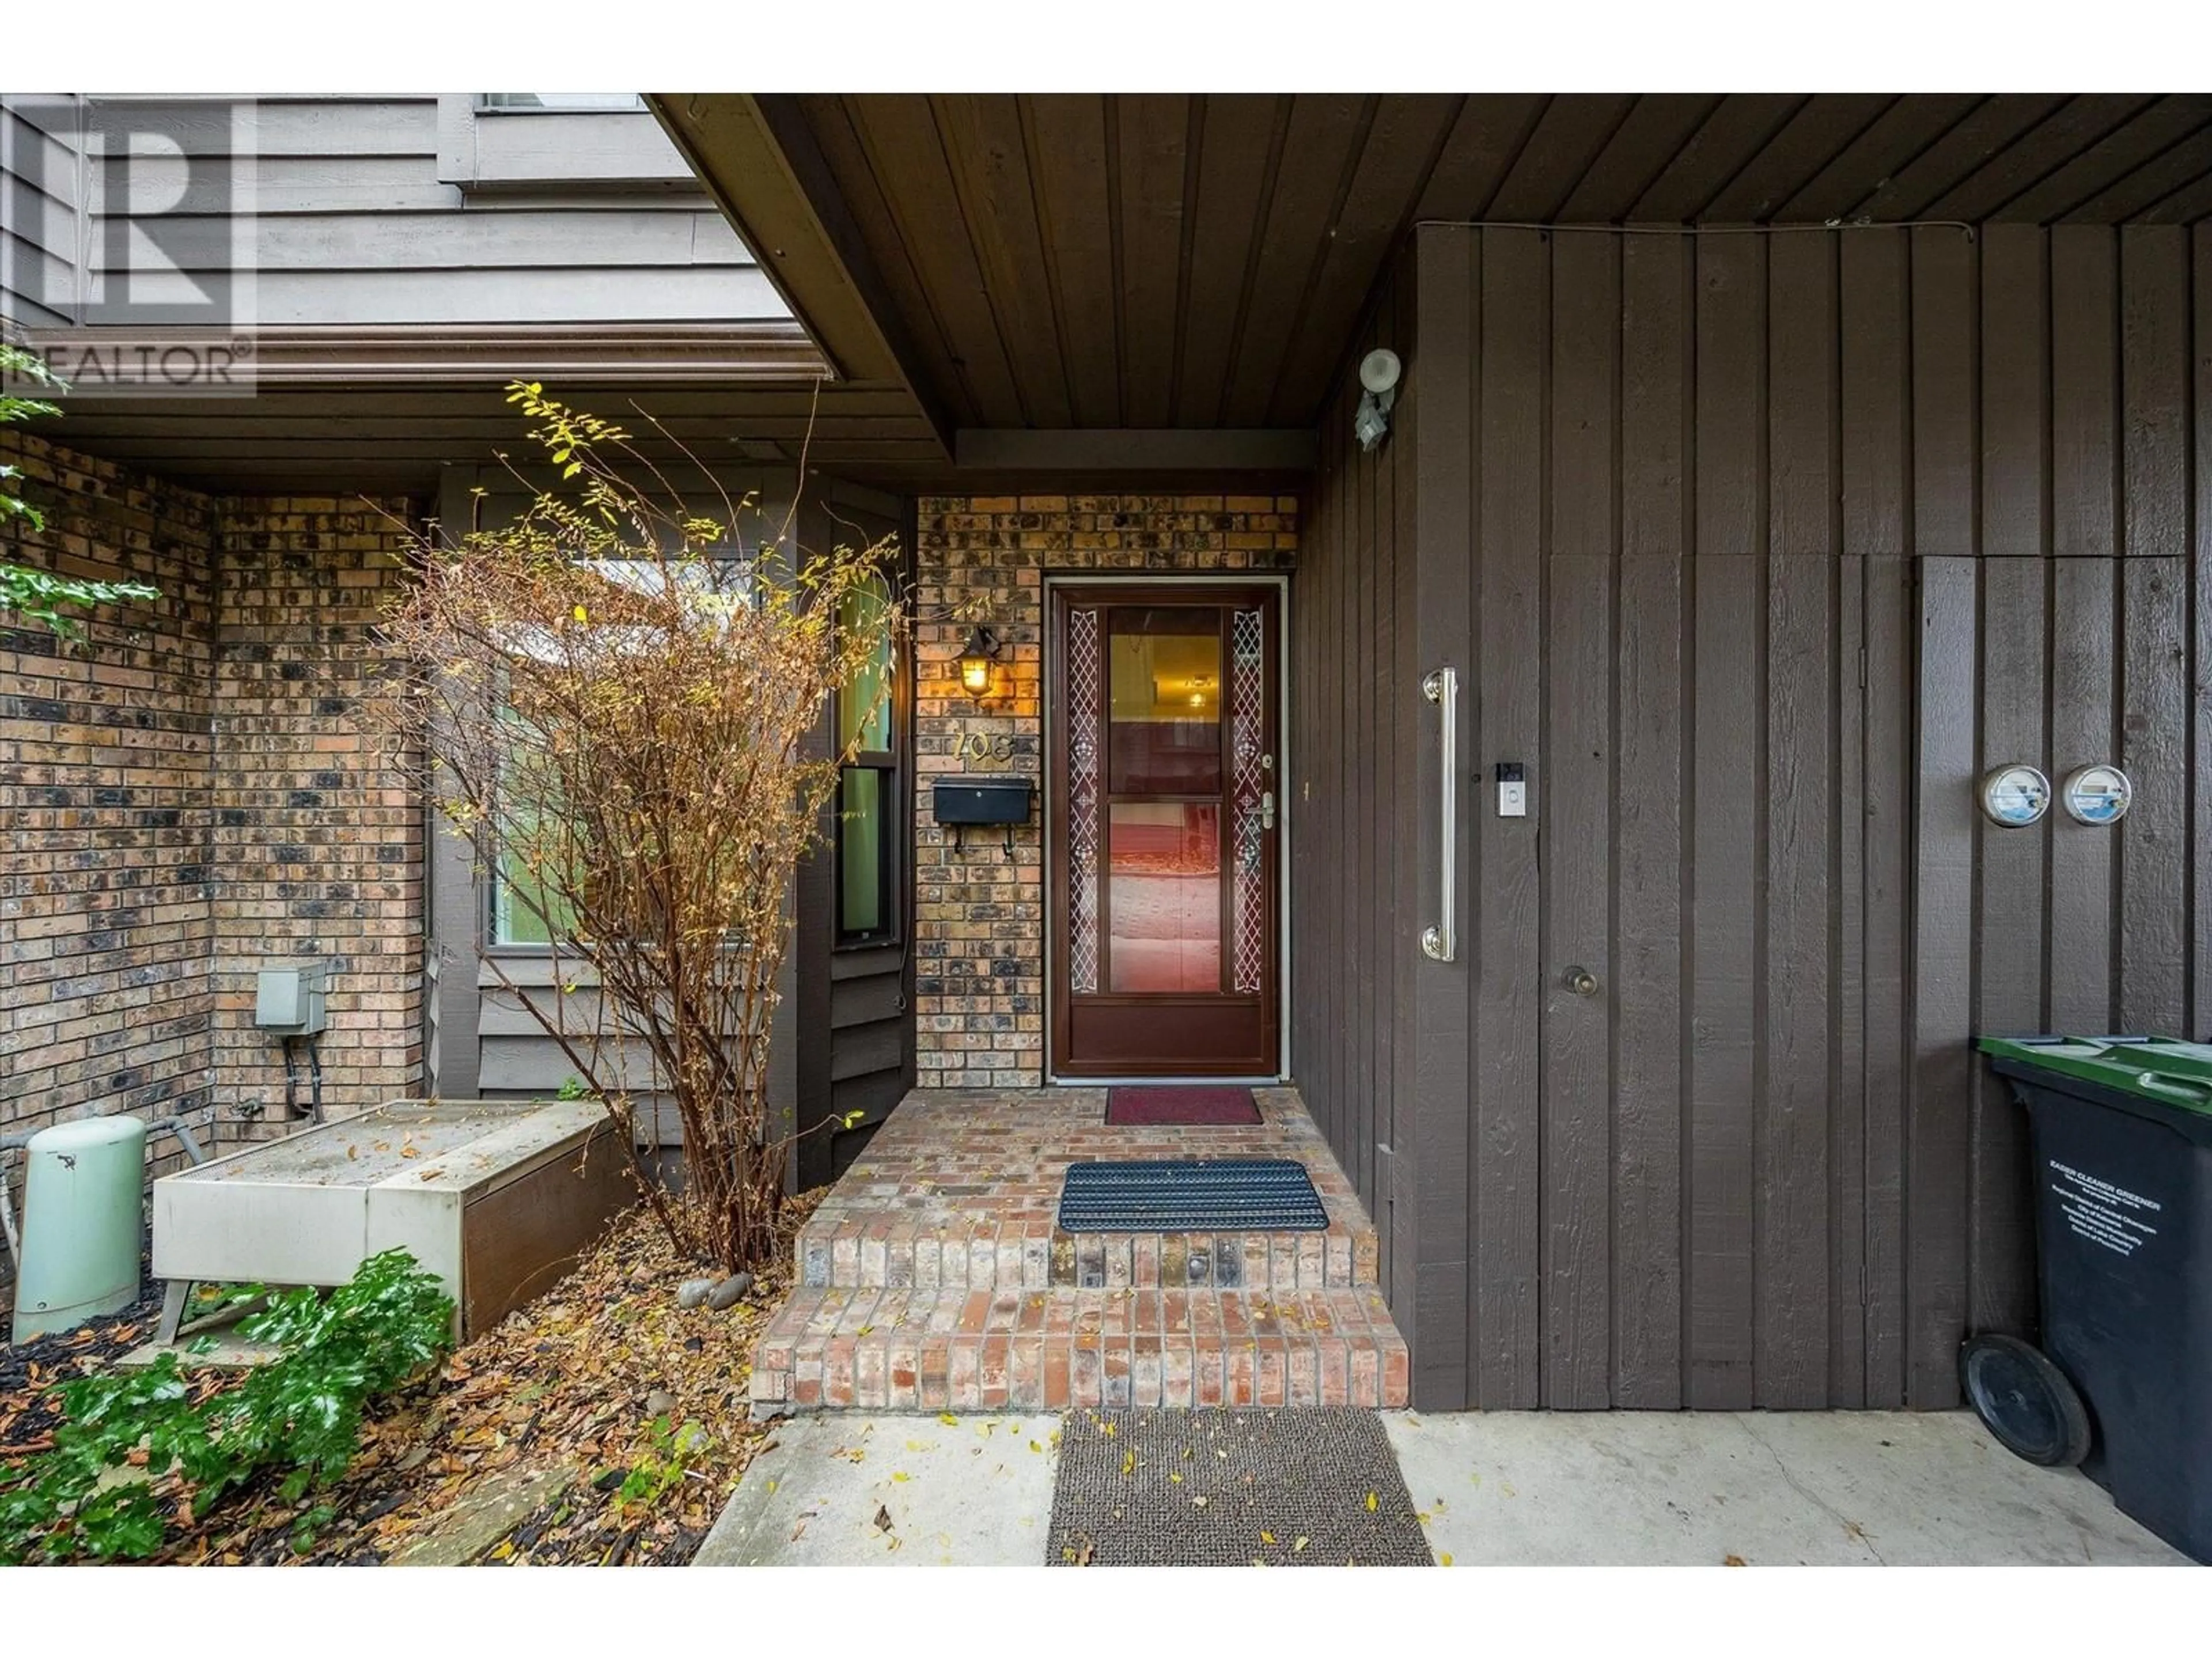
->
xmin=435 ymin=94 xmax=697 ymax=194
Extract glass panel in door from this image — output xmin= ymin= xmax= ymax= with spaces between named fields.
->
xmin=1054 ymin=588 xmax=1278 ymax=1078
xmin=1105 ymin=608 xmax=1223 ymax=993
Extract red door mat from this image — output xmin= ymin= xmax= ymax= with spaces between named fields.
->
xmin=1105 ymin=1087 xmax=1262 ymax=1126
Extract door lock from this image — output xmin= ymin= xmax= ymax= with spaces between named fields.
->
xmin=1563 ymin=965 xmax=1599 ymax=997
xmin=1260 ymin=790 xmax=1276 ymax=830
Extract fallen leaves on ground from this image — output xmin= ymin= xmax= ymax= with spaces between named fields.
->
xmin=0 ymin=1188 xmax=823 ymax=1567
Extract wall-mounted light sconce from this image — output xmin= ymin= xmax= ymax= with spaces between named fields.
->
xmin=957 ymin=625 xmax=1001 ymax=702
xmin=1354 ymin=348 xmax=1402 ymax=453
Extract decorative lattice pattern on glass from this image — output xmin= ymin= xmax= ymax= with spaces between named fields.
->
xmin=1230 ymin=608 xmax=1267 ymax=994
xmin=1067 ymin=607 xmax=1103 ymax=994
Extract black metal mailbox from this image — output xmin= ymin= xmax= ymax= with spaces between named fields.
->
xmin=933 ymin=777 xmax=1033 ymax=858
xmin=933 ymin=777 xmax=1034 ymax=824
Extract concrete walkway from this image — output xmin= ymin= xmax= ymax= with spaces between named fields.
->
xmin=695 ymin=1408 xmax=2190 ymax=1566
xmin=697 ymin=1414 xmax=1061 ymax=1566
xmin=1384 ymin=1410 xmax=2186 ymax=1566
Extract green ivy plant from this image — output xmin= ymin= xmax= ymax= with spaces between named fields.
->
xmin=0 ymin=1249 xmax=455 ymax=1563
xmin=1 ymin=342 xmax=161 ymax=643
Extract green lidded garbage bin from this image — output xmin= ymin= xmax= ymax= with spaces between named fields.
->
xmin=1974 ymin=1035 xmax=2212 ymax=1563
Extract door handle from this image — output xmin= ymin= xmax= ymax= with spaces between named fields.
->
xmin=1421 ymin=667 xmax=1457 ymax=962
xmin=1260 ymin=790 xmax=1276 ymax=830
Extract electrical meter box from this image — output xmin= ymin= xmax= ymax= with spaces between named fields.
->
xmin=254 ymin=963 xmax=327 ymax=1036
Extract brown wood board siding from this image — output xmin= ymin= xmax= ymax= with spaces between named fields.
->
xmin=1291 ymin=248 xmax=1423 ymax=1325
xmin=1388 ymin=255 xmax=1423 ymax=1322
xmin=1840 ymin=226 xmax=1914 ymax=1408
xmin=1349 ymin=302 xmax=1376 ymax=1215
xmin=1687 ymin=234 xmax=1765 ymax=1412
xmin=1407 ymin=228 xmax=1475 ymax=1410
xmin=1471 ymin=228 xmax=1546 ymax=1411
xmin=1611 ymin=233 xmax=1689 ymax=1410
xmin=1540 ymin=230 xmax=1617 ymax=1408
xmin=1358 ymin=294 xmax=1385 ymax=1283
xmin=1969 ymin=558 xmax=2046 ymax=1339
xmin=1386 ymin=222 xmax=2207 ymax=1412
xmin=1759 ymin=230 xmax=1836 ymax=1408
xmin=2118 ymin=230 xmax=2193 ymax=1039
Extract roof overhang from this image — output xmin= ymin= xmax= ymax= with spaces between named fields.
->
xmin=651 ymin=92 xmax=2212 ymax=479
xmin=650 ymin=94 xmax=955 ymax=452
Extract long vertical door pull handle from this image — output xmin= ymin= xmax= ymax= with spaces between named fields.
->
xmin=1421 ymin=667 xmax=1458 ymax=962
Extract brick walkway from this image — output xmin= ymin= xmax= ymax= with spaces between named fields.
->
xmin=751 ymin=1087 xmax=1409 ymax=1413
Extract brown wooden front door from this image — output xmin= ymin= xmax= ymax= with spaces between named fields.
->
xmin=1048 ymin=584 xmax=1281 ymax=1077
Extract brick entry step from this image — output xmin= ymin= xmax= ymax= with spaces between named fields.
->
xmin=747 ymin=1088 xmax=1411 ymax=1413
xmin=749 ymin=1283 xmax=1410 ymax=1412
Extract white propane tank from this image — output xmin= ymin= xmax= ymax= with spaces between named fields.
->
xmin=10 ymin=1115 xmax=146 ymax=1345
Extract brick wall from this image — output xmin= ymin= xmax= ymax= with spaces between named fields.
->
xmin=1 ymin=431 xmax=220 ymax=1175
xmin=1 ymin=427 xmax=423 ymax=1236
xmin=912 ymin=493 xmax=1297 ymax=1088
xmin=210 ymin=499 xmax=422 ymax=1138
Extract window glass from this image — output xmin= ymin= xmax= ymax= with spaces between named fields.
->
xmin=1107 ymin=802 xmax=1221 ymax=992
xmin=835 ymin=566 xmax=899 ymax=946
xmin=1108 ymin=609 xmax=1222 ymax=794
xmin=838 ymin=768 xmax=887 ymax=938
xmin=492 ymin=787 xmax=579 ymax=945
xmin=838 ymin=572 xmax=895 ymax=755
xmin=480 ymin=559 xmax=745 ymax=948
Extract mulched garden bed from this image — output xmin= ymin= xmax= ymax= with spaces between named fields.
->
xmin=0 ymin=1191 xmax=820 ymax=1566
xmin=0 ymin=1266 xmax=164 ymax=1459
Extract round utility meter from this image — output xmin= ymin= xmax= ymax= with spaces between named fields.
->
xmin=1979 ymin=765 xmax=2051 ymax=828
xmin=2062 ymin=764 xmax=2133 ymax=825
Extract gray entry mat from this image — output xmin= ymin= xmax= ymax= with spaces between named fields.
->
xmin=1058 ymin=1158 xmax=1328 ymax=1231
xmin=1046 ymin=1407 xmax=1433 ymax=1566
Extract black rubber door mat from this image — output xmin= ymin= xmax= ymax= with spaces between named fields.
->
xmin=1047 ymin=1407 xmax=1433 ymax=1566
xmin=1058 ymin=1158 xmax=1327 ymax=1232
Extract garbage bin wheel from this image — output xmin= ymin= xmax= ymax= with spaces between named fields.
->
xmin=1960 ymin=1334 xmax=2092 ymax=1468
